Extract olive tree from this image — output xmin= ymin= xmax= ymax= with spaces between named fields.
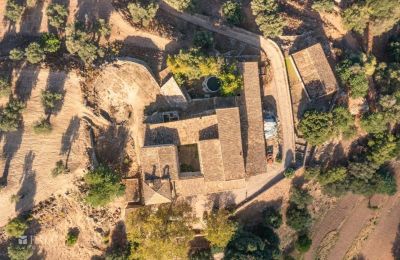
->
xmin=25 ymin=42 xmax=45 ymax=64
xmin=128 ymin=1 xmax=159 ymax=27
xmin=5 ymin=0 xmax=24 ymax=22
xmin=47 ymin=4 xmax=68 ymax=29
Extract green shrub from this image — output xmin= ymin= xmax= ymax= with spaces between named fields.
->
xmin=304 ymin=167 xmax=320 ymax=180
xmin=193 ymin=31 xmax=214 ymax=49
xmin=84 ymin=165 xmax=125 ymax=207
xmin=289 ymin=187 xmax=312 ymax=209
xmin=366 ymin=134 xmax=400 ymax=166
xmin=336 ymin=57 xmax=369 ymax=98
xmin=318 ymin=167 xmax=347 ymax=186
xmin=128 ymin=1 xmax=159 ymax=27
xmin=5 ymin=218 xmax=28 ymax=237
xmin=285 ymin=203 xmax=312 ymax=232
xmin=283 ymin=167 xmax=295 ymax=178
xmin=262 ymin=206 xmax=282 ymax=229
xmin=33 ymin=118 xmax=52 ymax=134
xmin=65 ymin=228 xmax=79 ymax=246
xmin=25 ymin=42 xmax=45 ymax=64
xmin=251 ymin=0 xmax=286 ymax=37
xmin=0 ymin=99 xmax=25 ymax=132
xmin=295 ymin=233 xmax=312 ymax=253
xmin=361 ymin=112 xmax=389 ymax=134
xmin=41 ymin=90 xmax=63 ymax=112
xmin=164 ymin=0 xmax=192 ymax=11
xmin=96 ymin=19 xmax=111 ymax=37
xmin=312 ymin=0 xmax=334 ymax=12
xmin=5 ymin=0 xmax=24 ymax=22
xmin=9 ymin=48 xmax=24 ymax=61
xmin=0 ymin=76 xmax=12 ymax=97
xmin=47 ymin=3 xmax=68 ymax=29
xmin=40 ymin=33 xmax=61 ymax=53
xmin=7 ymin=244 xmax=33 ymax=260
xmin=298 ymin=110 xmax=334 ymax=145
xmin=222 ymin=0 xmax=242 ymax=25
xmin=52 ymin=160 xmax=67 ymax=177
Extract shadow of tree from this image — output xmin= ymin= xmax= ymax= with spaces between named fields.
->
xmin=14 ymin=64 xmax=40 ymax=102
xmin=15 ymin=151 xmax=37 ymax=213
xmin=95 ymin=124 xmax=129 ymax=166
xmin=392 ymin=223 xmax=400 ymax=260
xmin=45 ymin=69 xmax=67 ymax=116
xmin=60 ymin=116 xmax=80 ymax=168
xmin=206 ymin=191 xmax=237 ymax=211
xmin=236 ymin=198 xmax=283 ymax=226
xmin=1 ymin=123 xmax=24 ymax=187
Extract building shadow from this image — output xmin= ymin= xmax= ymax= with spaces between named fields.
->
xmin=95 ymin=124 xmax=129 ymax=165
xmin=392 ymin=223 xmax=400 ymax=260
xmin=15 ymin=151 xmax=37 ymax=213
xmin=236 ymin=198 xmax=283 ymax=226
xmin=206 ymin=191 xmax=236 ymax=211
xmin=0 ymin=123 xmax=24 ymax=187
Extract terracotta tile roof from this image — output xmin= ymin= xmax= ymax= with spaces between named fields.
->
xmin=198 ymin=139 xmax=224 ymax=181
xmin=216 ymin=107 xmax=246 ymax=180
xmin=142 ymin=181 xmax=172 ymax=205
xmin=240 ymin=62 xmax=267 ymax=175
xmin=291 ymin=43 xmax=338 ymax=99
xmin=140 ymin=145 xmax=179 ymax=180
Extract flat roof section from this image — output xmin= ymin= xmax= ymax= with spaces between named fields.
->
xmin=239 ymin=62 xmax=267 ymax=175
xmin=140 ymin=145 xmax=179 ymax=180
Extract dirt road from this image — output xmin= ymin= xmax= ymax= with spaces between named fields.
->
xmin=159 ymin=1 xmax=296 ymax=167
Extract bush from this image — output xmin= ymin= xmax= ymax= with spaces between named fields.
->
xmin=295 ymin=233 xmax=312 ymax=253
xmin=318 ymin=167 xmax=347 ymax=186
xmin=164 ymin=0 xmax=192 ymax=11
xmin=7 ymin=244 xmax=33 ymax=260
xmin=84 ymin=165 xmax=125 ymax=207
xmin=40 ymin=33 xmax=61 ymax=53
xmin=25 ymin=42 xmax=45 ymax=64
xmin=47 ymin=3 xmax=68 ymax=29
xmin=41 ymin=90 xmax=63 ymax=113
xmin=361 ymin=112 xmax=389 ymax=134
xmin=336 ymin=57 xmax=370 ymax=98
xmin=5 ymin=218 xmax=28 ymax=237
xmin=312 ymin=0 xmax=334 ymax=12
xmin=304 ymin=167 xmax=320 ymax=180
xmin=52 ymin=160 xmax=67 ymax=177
xmin=65 ymin=228 xmax=79 ymax=246
xmin=285 ymin=203 xmax=312 ymax=232
xmin=33 ymin=118 xmax=52 ymax=134
xmin=128 ymin=1 xmax=159 ymax=27
xmin=96 ymin=19 xmax=111 ymax=37
xmin=283 ymin=167 xmax=295 ymax=178
xmin=0 ymin=76 xmax=12 ymax=97
xmin=332 ymin=106 xmax=354 ymax=133
xmin=262 ymin=206 xmax=282 ymax=229
xmin=193 ymin=31 xmax=214 ymax=49
xmin=366 ymin=134 xmax=399 ymax=166
xmin=219 ymin=64 xmax=243 ymax=96
xmin=9 ymin=48 xmax=24 ymax=61
xmin=222 ymin=0 xmax=242 ymax=25
xmin=0 ymin=99 xmax=25 ymax=132
xmin=5 ymin=0 xmax=24 ymax=22
xmin=289 ymin=187 xmax=313 ymax=209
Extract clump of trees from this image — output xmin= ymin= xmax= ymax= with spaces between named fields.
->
xmin=0 ymin=99 xmax=25 ymax=132
xmin=167 ymin=49 xmax=243 ymax=96
xmin=84 ymin=165 xmax=125 ymax=207
xmin=128 ymin=0 xmax=159 ymax=27
xmin=285 ymin=186 xmax=313 ymax=254
xmin=298 ymin=106 xmax=355 ymax=145
xmin=251 ymin=0 xmax=286 ymax=37
xmin=225 ymin=206 xmax=282 ymax=259
xmin=126 ymin=201 xmax=195 ymax=259
xmin=222 ymin=0 xmax=242 ymax=26
xmin=66 ymin=22 xmax=105 ymax=66
xmin=47 ymin=3 xmax=69 ymax=30
xmin=336 ymin=53 xmax=376 ymax=98
xmin=5 ymin=0 xmax=24 ymax=22
xmin=341 ymin=0 xmax=400 ymax=36
xmin=193 ymin=31 xmax=214 ymax=50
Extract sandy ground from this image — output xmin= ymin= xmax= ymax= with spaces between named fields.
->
xmin=0 ymin=0 xmax=175 ymax=51
xmin=0 ymin=66 xmax=88 ymax=226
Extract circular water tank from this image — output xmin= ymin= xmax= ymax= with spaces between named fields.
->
xmin=202 ymin=76 xmax=221 ymax=93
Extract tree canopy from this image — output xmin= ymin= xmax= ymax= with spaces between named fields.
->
xmin=251 ymin=0 xmax=286 ymax=37
xmin=0 ymin=99 xmax=25 ymax=132
xmin=84 ymin=165 xmax=125 ymax=207
xmin=128 ymin=1 xmax=159 ymax=27
xmin=47 ymin=4 xmax=68 ymax=29
xmin=222 ymin=0 xmax=242 ymax=25
xmin=126 ymin=202 xmax=195 ymax=259
xmin=204 ymin=209 xmax=238 ymax=249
